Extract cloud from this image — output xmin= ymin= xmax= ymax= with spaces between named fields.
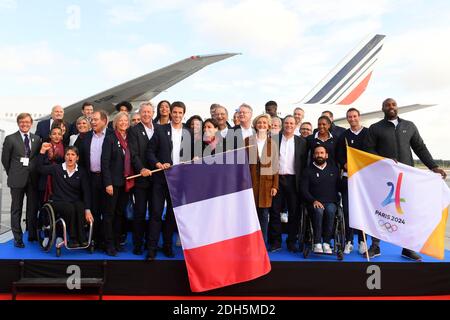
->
xmin=106 ymin=0 xmax=188 ymax=24
xmin=189 ymin=0 xmax=302 ymax=57
xmin=96 ymin=43 xmax=174 ymax=79
xmin=0 ymin=0 xmax=17 ymax=9
xmin=0 ymin=42 xmax=56 ymax=73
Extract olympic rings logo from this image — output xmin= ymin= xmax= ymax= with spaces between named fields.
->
xmin=378 ymin=220 xmax=398 ymax=233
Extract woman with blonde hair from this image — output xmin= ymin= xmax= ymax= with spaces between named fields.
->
xmin=245 ymin=113 xmax=279 ymax=244
xmin=101 ymin=111 xmax=134 ymax=256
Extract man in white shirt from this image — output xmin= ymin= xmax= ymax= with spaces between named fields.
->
xmin=293 ymin=107 xmax=304 ymax=136
xmin=146 ymin=101 xmax=194 ymax=261
xmin=232 ymin=103 xmax=254 ymax=149
xmin=269 ymin=115 xmax=308 ymax=252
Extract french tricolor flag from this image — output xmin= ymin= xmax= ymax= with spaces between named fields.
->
xmin=165 ymin=150 xmax=271 ymax=292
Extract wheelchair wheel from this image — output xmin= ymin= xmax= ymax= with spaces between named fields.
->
xmin=334 ymin=207 xmax=346 ymax=260
xmin=37 ymin=203 xmax=56 ymax=252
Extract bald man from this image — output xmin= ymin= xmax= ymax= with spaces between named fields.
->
xmin=35 ymin=105 xmax=69 ymax=142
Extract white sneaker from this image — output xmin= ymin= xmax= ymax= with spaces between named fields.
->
xmin=42 ymin=237 xmax=49 ymax=248
xmin=358 ymin=241 xmax=367 ymax=255
xmin=322 ymin=242 xmax=332 ymax=254
xmin=313 ymin=243 xmax=323 ymax=254
xmin=344 ymin=241 xmax=353 ymax=254
xmin=280 ymin=212 xmax=288 ymax=223
xmin=56 ymin=237 xmax=64 ymax=246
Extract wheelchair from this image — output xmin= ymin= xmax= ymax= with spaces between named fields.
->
xmin=298 ymin=203 xmax=346 ymax=261
xmin=36 ymin=202 xmax=95 ymax=257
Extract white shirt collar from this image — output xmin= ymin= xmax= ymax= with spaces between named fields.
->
xmin=62 ymin=162 xmax=79 ymax=174
xmin=314 ymin=131 xmax=333 ymax=141
xmin=313 ymin=162 xmax=327 ymax=170
xmin=350 ymin=127 xmax=364 ymax=135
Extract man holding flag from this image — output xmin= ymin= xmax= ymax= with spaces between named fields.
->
xmin=362 ymin=98 xmax=447 ymax=260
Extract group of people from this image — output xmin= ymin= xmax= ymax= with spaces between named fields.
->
xmin=1 ymin=98 xmax=447 ymax=262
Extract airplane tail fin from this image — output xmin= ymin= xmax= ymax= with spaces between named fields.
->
xmin=299 ymin=34 xmax=385 ymax=106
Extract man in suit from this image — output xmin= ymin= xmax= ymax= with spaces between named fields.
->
xmin=269 ymin=115 xmax=308 ymax=252
xmin=146 ymin=101 xmax=194 ymax=260
xmin=231 ymin=103 xmax=254 ymax=150
xmin=35 ymin=105 xmax=69 ymax=142
xmin=128 ymin=102 xmax=154 ymax=255
xmin=2 ymin=113 xmax=42 ymax=247
xmin=78 ymin=110 xmax=112 ymax=250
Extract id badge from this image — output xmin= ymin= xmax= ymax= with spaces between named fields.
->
xmin=20 ymin=157 xmax=30 ymax=167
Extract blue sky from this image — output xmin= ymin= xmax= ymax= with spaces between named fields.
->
xmin=1 ymin=0 xmax=450 ymax=158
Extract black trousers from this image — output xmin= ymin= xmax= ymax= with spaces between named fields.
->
xmin=90 ymin=174 xmax=107 ymax=246
xmin=148 ymin=181 xmax=176 ymax=250
xmin=104 ymin=186 xmax=129 ymax=249
xmin=10 ymin=179 xmax=38 ymax=241
xmin=270 ymin=175 xmax=299 ymax=245
xmin=133 ymin=185 xmax=152 ymax=249
xmin=51 ymin=201 xmax=86 ymax=243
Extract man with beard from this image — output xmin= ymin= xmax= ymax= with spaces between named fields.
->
xmin=301 ymin=145 xmax=340 ymax=254
xmin=364 ymin=98 xmax=447 ymax=261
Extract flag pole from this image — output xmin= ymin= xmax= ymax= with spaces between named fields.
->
xmin=126 ymin=145 xmax=255 ymax=180
xmin=362 ymin=231 xmax=370 ymax=262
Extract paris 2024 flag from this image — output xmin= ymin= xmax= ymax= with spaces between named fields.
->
xmin=347 ymin=146 xmax=450 ymax=259
xmin=164 ymin=149 xmax=271 ymax=292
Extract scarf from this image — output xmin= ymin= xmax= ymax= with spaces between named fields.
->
xmin=115 ymin=130 xmax=135 ymax=192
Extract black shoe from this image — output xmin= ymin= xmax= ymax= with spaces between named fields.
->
xmin=146 ymin=249 xmax=157 ymax=261
xmin=364 ymin=245 xmax=381 ymax=258
xmin=269 ymin=243 xmax=282 ymax=252
xmin=106 ymin=247 xmax=117 ymax=257
xmin=287 ymin=243 xmax=299 ymax=253
xmin=163 ymin=246 xmax=175 ymax=258
xmin=401 ymin=248 xmax=422 ymax=261
xmin=68 ymin=239 xmax=80 ymax=248
xmin=14 ymin=240 xmax=25 ymax=248
xmin=133 ymin=247 xmax=143 ymax=255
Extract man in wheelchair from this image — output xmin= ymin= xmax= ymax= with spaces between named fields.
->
xmin=301 ymin=145 xmax=340 ymax=255
xmin=38 ymin=144 xmax=94 ymax=248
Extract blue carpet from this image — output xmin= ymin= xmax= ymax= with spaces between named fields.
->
xmin=1 ymin=232 xmax=449 ymax=263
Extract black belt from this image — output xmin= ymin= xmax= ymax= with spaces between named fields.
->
xmin=90 ymin=171 xmax=101 ymax=175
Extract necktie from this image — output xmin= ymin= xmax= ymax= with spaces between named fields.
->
xmin=24 ymin=134 xmax=31 ymax=157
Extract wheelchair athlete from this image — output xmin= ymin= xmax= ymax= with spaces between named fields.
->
xmin=300 ymin=144 xmax=341 ymax=255
xmin=37 ymin=144 xmax=94 ymax=248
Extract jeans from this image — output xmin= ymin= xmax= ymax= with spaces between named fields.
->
xmin=257 ymin=208 xmax=269 ymax=244
xmin=312 ymin=203 xmax=337 ymax=244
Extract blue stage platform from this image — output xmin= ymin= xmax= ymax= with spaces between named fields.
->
xmin=1 ymin=232 xmax=449 ymax=263
xmin=2 ymin=233 xmax=450 ymax=297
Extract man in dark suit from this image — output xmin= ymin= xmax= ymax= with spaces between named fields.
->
xmin=2 ymin=113 xmax=42 ymax=247
xmin=269 ymin=115 xmax=308 ymax=252
xmin=78 ymin=110 xmax=112 ymax=250
xmin=146 ymin=101 xmax=194 ymax=260
xmin=128 ymin=102 xmax=155 ymax=255
xmin=35 ymin=105 xmax=70 ymax=142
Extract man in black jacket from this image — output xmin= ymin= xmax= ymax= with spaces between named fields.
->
xmin=364 ymin=98 xmax=447 ymax=261
xmin=146 ymin=101 xmax=194 ymax=260
xmin=128 ymin=102 xmax=154 ymax=255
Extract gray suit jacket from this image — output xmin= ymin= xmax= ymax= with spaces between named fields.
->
xmin=1 ymin=131 xmax=42 ymax=188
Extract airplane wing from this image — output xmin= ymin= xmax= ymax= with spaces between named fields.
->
xmin=44 ymin=53 xmax=238 ymax=123
xmin=334 ymin=104 xmax=436 ymax=126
